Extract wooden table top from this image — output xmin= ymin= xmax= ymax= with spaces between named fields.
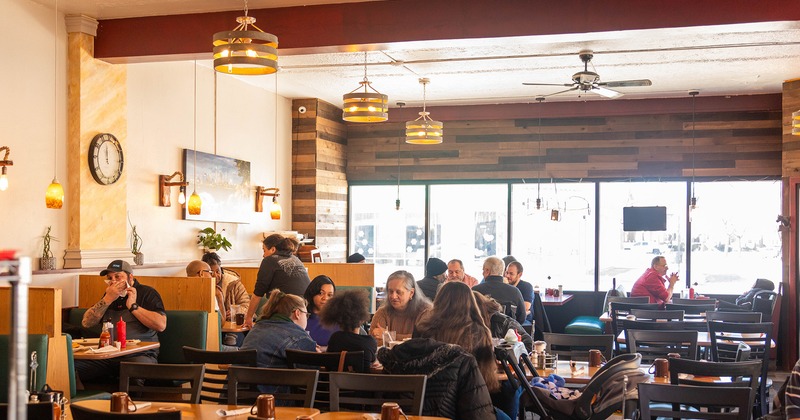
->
xmin=68 ymin=400 xmax=320 ymax=419
xmin=540 ymin=294 xmax=574 ymax=306
xmin=72 ymin=341 xmax=160 ymax=360
xmin=615 ymin=331 xmax=775 ymax=348
xmin=222 ymin=320 xmax=251 ymax=333
xmin=313 ymin=412 xmax=449 ymax=420
xmin=501 ymin=360 xmax=735 ymax=385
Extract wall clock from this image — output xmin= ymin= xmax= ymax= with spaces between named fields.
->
xmin=88 ymin=133 xmax=124 ymax=185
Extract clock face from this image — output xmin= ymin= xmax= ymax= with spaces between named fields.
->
xmin=88 ymin=133 xmax=124 ymax=185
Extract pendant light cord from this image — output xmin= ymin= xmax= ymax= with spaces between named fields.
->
xmin=193 ymin=61 xmax=197 ymax=191
xmin=691 ymin=92 xmax=697 ymax=198
xmin=274 ymin=71 xmax=278 ymax=185
xmin=53 ymin=0 xmax=58 ymax=180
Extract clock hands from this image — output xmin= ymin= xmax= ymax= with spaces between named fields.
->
xmin=105 ymin=143 xmax=109 ymax=164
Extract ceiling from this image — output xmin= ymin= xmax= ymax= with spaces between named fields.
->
xmin=44 ymin=0 xmax=800 ymax=107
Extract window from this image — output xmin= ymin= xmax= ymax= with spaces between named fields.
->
xmin=349 ymin=185 xmax=426 ymax=287
xmin=511 ymin=182 xmax=596 ymax=290
xmin=689 ymin=181 xmax=781 ymax=293
xmin=429 ymin=184 xmax=508 ymax=278
xmin=598 ymin=182 xmax=687 ymax=293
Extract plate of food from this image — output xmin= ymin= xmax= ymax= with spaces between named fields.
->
xmin=71 ymin=342 xmax=89 ymax=352
xmin=75 ymin=338 xmax=100 ymax=345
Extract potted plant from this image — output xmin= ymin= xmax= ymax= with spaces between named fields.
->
xmin=130 ymin=220 xmax=144 ymax=265
xmin=40 ymin=226 xmax=57 ymax=271
xmin=197 ymin=227 xmax=232 ymax=253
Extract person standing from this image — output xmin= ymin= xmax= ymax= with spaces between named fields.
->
xmin=446 ymin=259 xmax=479 ymax=288
xmin=76 ymin=260 xmax=167 ymax=383
xmin=243 ymin=234 xmax=311 ymax=328
xmin=472 ymin=257 xmax=527 ymax=323
xmin=631 ymin=256 xmax=678 ymax=307
xmin=416 ymin=257 xmax=448 ymax=300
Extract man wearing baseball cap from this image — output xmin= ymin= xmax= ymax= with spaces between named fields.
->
xmin=75 ymin=259 xmax=167 ymax=384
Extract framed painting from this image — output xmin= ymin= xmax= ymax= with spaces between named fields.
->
xmin=182 ymin=149 xmax=251 ymax=223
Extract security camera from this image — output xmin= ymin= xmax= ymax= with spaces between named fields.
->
xmin=298 ymin=106 xmax=307 ymax=114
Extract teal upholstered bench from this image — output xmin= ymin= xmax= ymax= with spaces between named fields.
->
xmin=564 ymin=316 xmax=605 ymax=335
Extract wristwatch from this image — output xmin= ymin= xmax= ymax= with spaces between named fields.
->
xmin=129 ymin=303 xmax=139 ymax=312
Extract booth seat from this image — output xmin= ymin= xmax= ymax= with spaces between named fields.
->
xmin=157 ymin=310 xmax=208 ymax=364
xmin=564 ymin=316 xmax=605 ymax=335
xmin=0 ymin=334 xmax=49 ymax=403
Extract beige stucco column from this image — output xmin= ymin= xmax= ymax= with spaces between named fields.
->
xmin=63 ymin=15 xmax=130 ymax=269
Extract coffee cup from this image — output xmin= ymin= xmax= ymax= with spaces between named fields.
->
xmin=589 ymin=349 xmax=603 ymax=367
xmin=110 ymin=392 xmax=137 ymax=413
xmin=648 ymin=358 xmax=669 ymax=378
xmin=533 ymin=341 xmax=547 ymax=353
xmin=380 ymin=402 xmax=401 ymax=420
xmin=250 ymin=394 xmax=275 ymax=418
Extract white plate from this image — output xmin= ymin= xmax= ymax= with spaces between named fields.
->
xmin=76 ymin=338 xmax=100 ymax=345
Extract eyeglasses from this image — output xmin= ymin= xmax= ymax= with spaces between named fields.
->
xmin=296 ymin=308 xmax=310 ymax=317
xmin=197 ymin=269 xmax=213 ymax=275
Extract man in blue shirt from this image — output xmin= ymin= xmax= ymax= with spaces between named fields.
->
xmin=505 ymin=261 xmax=534 ymax=322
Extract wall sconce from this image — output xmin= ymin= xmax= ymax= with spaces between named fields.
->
xmin=158 ymin=171 xmax=189 ymax=207
xmin=550 ymin=209 xmax=561 ymax=221
xmin=0 ymin=146 xmax=12 ymax=191
xmin=256 ymin=186 xmax=281 ymax=220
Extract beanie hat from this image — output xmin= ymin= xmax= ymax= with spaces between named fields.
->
xmin=425 ymin=257 xmax=447 ymax=277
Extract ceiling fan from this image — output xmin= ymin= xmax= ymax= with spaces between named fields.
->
xmin=523 ymin=50 xmax=652 ymax=99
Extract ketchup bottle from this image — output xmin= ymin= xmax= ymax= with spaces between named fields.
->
xmin=116 ymin=318 xmax=127 ymax=348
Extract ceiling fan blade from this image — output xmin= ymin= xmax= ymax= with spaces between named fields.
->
xmin=523 ymin=82 xmax=575 ymax=87
xmin=542 ymin=86 xmax=579 ymax=98
xmin=592 ymin=86 xmax=623 ymax=98
xmin=599 ymin=79 xmax=653 ymax=88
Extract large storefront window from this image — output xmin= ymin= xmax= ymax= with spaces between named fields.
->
xmin=598 ymin=182 xmax=687 ymax=294
xmin=689 ymin=181 xmax=781 ymax=293
xmin=429 ymin=184 xmax=508 ymax=278
xmin=349 ymin=185 xmax=426 ymax=286
xmin=511 ymin=183 xmax=596 ymax=290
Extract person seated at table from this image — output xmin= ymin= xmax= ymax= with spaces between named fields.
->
xmin=201 ymin=252 xmax=250 ymax=321
xmin=76 ymin=260 xmax=167 ymax=384
xmin=631 ymin=255 xmax=678 ymax=307
xmin=346 ymin=252 xmax=366 ymax=263
xmin=415 ymin=281 xmax=500 ymax=394
xmin=378 ymin=338 xmax=496 ymax=420
xmin=303 ymin=275 xmax=339 ymax=347
xmin=473 ymin=291 xmax=533 ymax=353
xmin=369 ymin=270 xmax=432 ymax=342
xmin=319 ymin=289 xmax=377 ymax=370
xmin=241 ymin=289 xmax=317 ymax=368
xmin=446 ymin=259 xmax=479 ymax=288
xmin=243 ymin=234 xmax=311 ymax=328
xmin=416 ymin=257 xmax=448 ymax=300
xmin=473 ymin=256 xmax=527 ymax=323
xmin=718 ymin=278 xmax=775 ymax=310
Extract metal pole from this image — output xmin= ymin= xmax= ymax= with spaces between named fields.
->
xmin=5 ymin=256 xmax=31 ymax=420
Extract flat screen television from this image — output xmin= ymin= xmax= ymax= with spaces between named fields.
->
xmin=623 ymin=206 xmax=667 ymax=231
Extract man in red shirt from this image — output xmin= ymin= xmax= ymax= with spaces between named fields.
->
xmin=631 ymin=256 xmax=679 ymax=307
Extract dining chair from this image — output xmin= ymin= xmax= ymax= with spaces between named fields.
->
xmin=665 ymin=302 xmax=716 ymax=316
xmin=625 ymin=329 xmax=698 ymax=363
xmin=608 ymin=302 xmax=659 ymax=354
xmin=705 ymin=310 xmax=762 ymax=323
xmin=328 ymin=371 xmax=427 ymax=415
xmin=285 ymin=349 xmax=365 ymax=410
xmin=707 ymin=320 xmax=773 ymax=418
xmin=629 ymin=309 xmax=684 ymax=321
xmin=69 ymin=404 xmax=182 ymax=420
xmin=181 ymin=346 xmax=258 ymax=404
xmin=636 ymin=383 xmax=751 ymax=419
xmin=543 ymin=332 xmax=614 ymax=362
xmin=226 ymin=366 xmax=318 ymax=408
xmin=119 ymin=362 xmax=205 ymax=403
xmin=668 ymin=357 xmax=761 ymax=411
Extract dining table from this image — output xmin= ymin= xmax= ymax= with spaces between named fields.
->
xmin=221 ymin=320 xmax=251 ymax=333
xmin=615 ymin=331 xmax=775 ymax=348
xmin=313 ymin=412 xmax=449 ymax=420
xmin=71 ymin=339 xmax=160 ymax=360
xmin=540 ymin=294 xmax=574 ymax=306
xmin=67 ymin=400 xmax=320 ymax=419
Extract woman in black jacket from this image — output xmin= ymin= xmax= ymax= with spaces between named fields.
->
xmin=377 ymin=338 xmax=496 ymax=420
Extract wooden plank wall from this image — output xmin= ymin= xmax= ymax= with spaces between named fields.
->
xmin=228 ymin=263 xmax=375 ymax=293
xmin=292 ymin=98 xmax=348 ymax=261
xmin=780 ymin=79 xmax=800 ymax=370
xmin=346 ymin=96 xmax=782 ymax=182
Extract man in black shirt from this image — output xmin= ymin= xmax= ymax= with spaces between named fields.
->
xmin=473 ymin=257 xmax=526 ymax=323
xmin=416 ymin=257 xmax=448 ymax=300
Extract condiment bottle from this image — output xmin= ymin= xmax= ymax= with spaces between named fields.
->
xmin=116 ymin=318 xmax=127 ymax=348
xmin=99 ymin=322 xmax=111 ymax=348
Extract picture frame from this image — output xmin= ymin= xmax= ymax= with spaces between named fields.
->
xmin=182 ymin=149 xmax=251 ymax=223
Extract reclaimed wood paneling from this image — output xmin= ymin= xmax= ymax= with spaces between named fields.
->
xmin=292 ymin=99 xmax=348 ymax=262
xmin=347 ymin=97 xmax=782 ymax=182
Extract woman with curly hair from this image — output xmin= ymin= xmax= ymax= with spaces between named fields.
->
xmin=319 ymin=289 xmax=377 ymax=370
xmin=241 ymin=289 xmax=316 ymax=368
xmin=304 ymin=275 xmax=339 ymax=347
xmin=415 ymin=281 xmax=500 ymax=393
xmin=243 ymin=234 xmax=311 ymax=328
xmin=369 ymin=270 xmax=432 ymax=342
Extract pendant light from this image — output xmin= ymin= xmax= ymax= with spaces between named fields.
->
xmin=212 ymin=0 xmax=278 ymax=75
xmin=342 ymin=51 xmax=388 ymax=122
xmin=688 ymin=90 xmax=699 ymax=219
xmin=45 ymin=0 xmax=63 ymax=209
xmin=535 ymin=96 xmax=546 ymax=210
xmin=187 ymin=62 xmax=202 ymax=215
xmin=406 ymin=78 xmax=443 ymax=144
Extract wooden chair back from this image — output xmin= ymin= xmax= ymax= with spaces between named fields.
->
xmin=630 ymin=309 xmax=684 ymax=321
xmin=609 ymin=302 xmax=659 ymax=353
xmin=285 ymin=349 xmax=365 ymax=411
xmin=665 ymin=302 xmax=716 ymax=315
xmin=119 ymin=362 xmax=204 ymax=404
xmin=705 ymin=311 xmax=762 ymax=323
xmin=328 ymin=372 xmax=426 ymax=415
xmin=625 ymin=329 xmax=698 ymax=363
xmin=181 ymin=346 xmax=257 ymax=404
xmin=543 ymin=332 xmax=613 ymax=362
xmin=226 ymin=366 xmax=318 ymax=408
xmin=668 ymin=357 xmax=761 ymax=410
